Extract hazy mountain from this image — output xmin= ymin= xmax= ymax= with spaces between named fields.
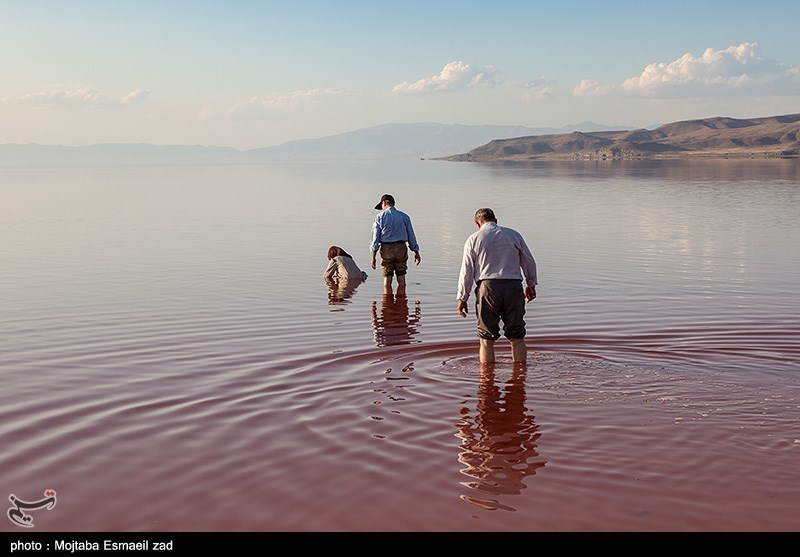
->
xmin=235 ymin=122 xmax=626 ymax=161
xmin=0 ymin=122 xmax=625 ymax=166
xmin=438 ymin=114 xmax=800 ymax=161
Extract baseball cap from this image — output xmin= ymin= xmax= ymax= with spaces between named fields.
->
xmin=374 ymin=194 xmax=395 ymax=210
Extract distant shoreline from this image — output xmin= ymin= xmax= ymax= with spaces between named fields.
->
xmin=435 ymin=113 xmax=800 ymax=162
xmin=436 ymin=149 xmax=800 ymax=162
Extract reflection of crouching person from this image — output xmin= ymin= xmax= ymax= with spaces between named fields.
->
xmin=456 ymin=208 xmax=538 ymax=364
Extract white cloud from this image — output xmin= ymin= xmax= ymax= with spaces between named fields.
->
xmin=392 ymin=61 xmax=496 ymax=95
xmin=2 ymin=87 xmax=150 ymax=108
xmin=205 ymin=87 xmax=355 ymax=118
xmin=121 ymin=89 xmax=151 ymax=105
xmin=573 ymin=79 xmax=613 ymax=97
xmin=571 ymin=43 xmax=800 ymax=99
xmin=621 ymin=42 xmax=800 ymax=97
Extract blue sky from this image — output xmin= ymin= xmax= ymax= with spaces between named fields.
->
xmin=2 ymin=0 xmax=798 ymax=149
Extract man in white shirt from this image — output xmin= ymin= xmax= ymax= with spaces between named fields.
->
xmin=457 ymin=208 xmax=537 ymax=364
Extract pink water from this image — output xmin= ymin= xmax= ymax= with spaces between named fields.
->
xmin=1 ymin=159 xmax=799 ymax=531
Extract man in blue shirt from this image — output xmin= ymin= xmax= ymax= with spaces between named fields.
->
xmin=371 ymin=194 xmax=421 ymax=291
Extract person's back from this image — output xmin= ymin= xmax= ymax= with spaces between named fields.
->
xmin=467 ymin=222 xmax=530 ymax=281
xmin=334 ymin=255 xmax=367 ymax=280
xmin=375 ymin=206 xmax=414 ymax=241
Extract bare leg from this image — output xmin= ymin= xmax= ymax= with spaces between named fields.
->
xmin=383 ymin=275 xmax=394 ymax=292
xmin=479 ymin=338 xmax=495 ymax=364
xmin=510 ymin=339 xmax=527 ymax=363
xmin=397 ymin=274 xmax=407 ymax=288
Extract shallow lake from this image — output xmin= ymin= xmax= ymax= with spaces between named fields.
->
xmin=2 ymin=158 xmax=799 ymax=531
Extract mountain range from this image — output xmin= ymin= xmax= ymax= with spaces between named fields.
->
xmin=235 ymin=122 xmax=625 ymax=161
xmin=438 ymin=113 xmax=800 ymax=162
xmin=0 ymin=122 xmax=626 ymax=166
xmin=2 ymin=114 xmax=798 ymax=166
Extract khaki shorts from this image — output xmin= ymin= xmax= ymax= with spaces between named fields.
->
xmin=475 ymin=279 xmax=526 ymax=340
xmin=379 ymin=242 xmax=409 ymax=277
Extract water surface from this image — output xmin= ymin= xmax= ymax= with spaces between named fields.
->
xmin=1 ymin=158 xmax=799 ymax=531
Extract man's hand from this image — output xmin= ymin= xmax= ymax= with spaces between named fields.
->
xmin=414 ymin=251 xmax=421 ymax=266
xmin=525 ymin=285 xmax=537 ymax=302
xmin=457 ymin=299 xmax=468 ymax=318
xmin=371 ymin=252 xmax=377 ymax=270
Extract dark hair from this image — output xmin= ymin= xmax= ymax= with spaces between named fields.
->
xmin=474 ymin=208 xmax=497 ymax=223
xmin=328 ymin=246 xmax=353 ymax=260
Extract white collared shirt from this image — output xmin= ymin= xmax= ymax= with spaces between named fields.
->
xmin=457 ymin=221 xmax=538 ymax=302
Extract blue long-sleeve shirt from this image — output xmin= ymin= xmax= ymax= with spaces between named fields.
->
xmin=371 ymin=206 xmax=420 ymax=253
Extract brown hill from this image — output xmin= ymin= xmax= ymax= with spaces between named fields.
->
xmin=437 ymin=113 xmax=800 ymax=161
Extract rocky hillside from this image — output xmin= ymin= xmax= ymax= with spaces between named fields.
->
xmin=438 ymin=113 xmax=800 ymax=161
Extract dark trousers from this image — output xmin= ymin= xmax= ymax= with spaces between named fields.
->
xmin=475 ymin=279 xmax=526 ymax=340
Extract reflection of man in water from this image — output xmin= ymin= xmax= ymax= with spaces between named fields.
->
xmin=455 ymin=363 xmax=546 ymax=511
xmin=371 ymin=286 xmax=421 ymax=346
xmin=325 ymin=278 xmax=364 ymax=306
